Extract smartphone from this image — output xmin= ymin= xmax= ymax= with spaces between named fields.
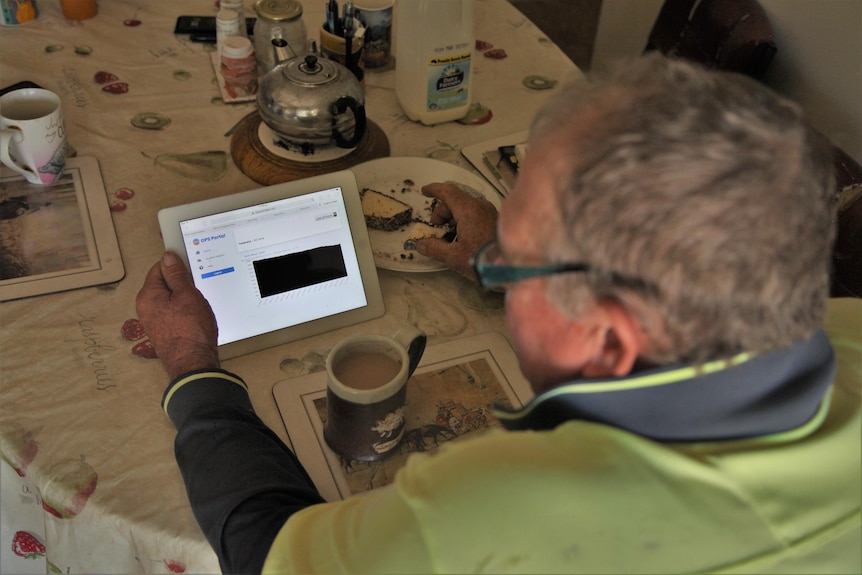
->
xmin=174 ymin=15 xmax=256 ymax=39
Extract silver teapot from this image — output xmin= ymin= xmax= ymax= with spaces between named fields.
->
xmin=257 ymin=38 xmax=366 ymax=150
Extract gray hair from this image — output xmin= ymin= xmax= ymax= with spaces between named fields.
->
xmin=530 ymin=54 xmax=835 ymax=364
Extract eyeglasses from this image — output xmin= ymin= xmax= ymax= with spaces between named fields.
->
xmin=470 ymin=240 xmax=594 ymax=290
xmin=471 ymin=240 xmax=655 ymax=293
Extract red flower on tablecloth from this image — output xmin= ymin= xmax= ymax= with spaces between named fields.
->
xmin=110 ymin=188 xmax=135 ymax=213
xmin=41 ymin=455 xmax=98 ymax=519
xmin=132 ymin=340 xmax=159 ymax=359
xmin=110 ymin=200 xmax=128 ymax=212
xmin=0 ymin=421 xmax=40 ymax=477
xmin=114 ymin=187 xmax=135 ymax=200
xmin=94 ymin=70 xmax=130 ymax=95
xmin=12 ymin=530 xmax=45 ymax=559
xmin=102 ymin=82 xmax=130 ymax=95
xmin=164 ymin=559 xmax=187 ymax=573
xmin=94 ymin=71 xmax=119 ymax=84
xmin=121 ymin=318 xmax=147 ymax=341
xmin=484 ymin=49 xmax=508 ymax=59
xmin=121 ymin=318 xmax=160 ymax=359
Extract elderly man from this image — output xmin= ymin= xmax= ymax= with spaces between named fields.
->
xmin=137 ymin=54 xmax=860 ymax=574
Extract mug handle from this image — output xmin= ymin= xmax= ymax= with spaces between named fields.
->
xmin=0 ymin=129 xmax=41 ymax=184
xmin=392 ymin=325 xmax=427 ymax=379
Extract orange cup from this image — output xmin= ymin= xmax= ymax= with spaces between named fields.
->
xmin=60 ymin=0 xmax=98 ymax=20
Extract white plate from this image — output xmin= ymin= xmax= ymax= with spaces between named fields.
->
xmin=351 ymin=157 xmax=501 ymax=272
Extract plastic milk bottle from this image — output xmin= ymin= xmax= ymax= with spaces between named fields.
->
xmin=395 ymin=0 xmax=475 ymax=125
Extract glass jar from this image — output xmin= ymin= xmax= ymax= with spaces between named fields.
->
xmin=253 ymin=0 xmax=307 ymax=75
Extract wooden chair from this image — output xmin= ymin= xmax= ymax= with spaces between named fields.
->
xmin=645 ymin=0 xmax=777 ymax=80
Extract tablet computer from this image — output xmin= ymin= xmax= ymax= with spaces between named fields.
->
xmin=158 ymin=170 xmax=384 ymax=360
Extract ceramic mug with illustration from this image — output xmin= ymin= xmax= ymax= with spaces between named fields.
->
xmin=0 ymin=0 xmax=38 ymax=26
xmin=355 ymin=0 xmax=393 ymax=69
xmin=0 ymin=88 xmax=67 ymax=185
xmin=324 ymin=325 xmax=426 ymax=462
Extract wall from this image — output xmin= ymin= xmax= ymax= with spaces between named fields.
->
xmin=592 ymin=0 xmax=862 ymax=162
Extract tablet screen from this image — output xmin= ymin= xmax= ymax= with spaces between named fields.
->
xmin=160 ymin=171 xmax=384 ymax=359
xmin=178 ymin=185 xmax=368 ymax=346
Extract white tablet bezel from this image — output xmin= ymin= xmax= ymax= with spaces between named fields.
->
xmin=158 ymin=170 xmax=385 ymax=360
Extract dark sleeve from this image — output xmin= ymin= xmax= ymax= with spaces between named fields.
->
xmin=161 ymin=369 xmax=326 ymax=574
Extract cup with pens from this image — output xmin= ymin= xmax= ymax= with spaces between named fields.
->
xmin=320 ymin=0 xmax=365 ymax=83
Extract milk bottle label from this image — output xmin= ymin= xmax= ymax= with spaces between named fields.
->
xmin=426 ymin=50 xmax=471 ymax=112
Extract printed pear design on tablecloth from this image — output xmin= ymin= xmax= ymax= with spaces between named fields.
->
xmin=142 ymin=151 xmax=228 ymax=181
xmin=40 ymin=455 xmax=98 ymax=519
xmin=0 ymin=421 xmax=40 ymax=477
xmin=405 ymin=283 xmax=467 ymax=337
xmin=279 ymin=351 xmax=327 ymax=376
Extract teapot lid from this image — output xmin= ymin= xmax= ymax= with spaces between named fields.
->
xmin=254 ymin=0 xmax=303 ymax=22
xmin=281 ymin=54 xmax=342 ymax=86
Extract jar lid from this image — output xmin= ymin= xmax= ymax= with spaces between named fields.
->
xmin=217 ymin=8 xmax=239 ymax=22
xmin=254 ymin=0 xmax=303 ymax=22
xmin=222 ymin=36 xmax=254 ymax=59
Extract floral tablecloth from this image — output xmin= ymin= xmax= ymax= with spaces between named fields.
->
xmin=0 ymin=0 xmax=581 ymax=572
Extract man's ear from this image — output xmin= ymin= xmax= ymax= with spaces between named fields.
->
xmin=577 ymin=300 xmax=644 ymax=378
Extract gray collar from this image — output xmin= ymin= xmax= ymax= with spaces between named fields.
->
xmin=494 ymin=331 xmax=836 ymax=442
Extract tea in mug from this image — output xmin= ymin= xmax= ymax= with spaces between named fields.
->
xmin=332 ymin=348 xmax=401 ymax=390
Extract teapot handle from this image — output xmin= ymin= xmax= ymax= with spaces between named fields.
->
xmin=330 ymin=96 xmax=367 ymax=148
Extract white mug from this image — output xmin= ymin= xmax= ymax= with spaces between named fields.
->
xmin=0 ymin=88 xmax=67 ymax=185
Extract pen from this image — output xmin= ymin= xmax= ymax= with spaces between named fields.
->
xmin=326 ymin=0 xmax=339 ymax=34
xmin=343 ymin=0 xmax=355 ymax=36
xmin=344 ymin=0 xmax=356 ymax=31
xmin=343 ymin=0 xmax=356 ymax=69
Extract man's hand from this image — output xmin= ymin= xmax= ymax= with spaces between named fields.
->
xmin=136 ymin=252 xmax=220 ymax=381
xmin=416 ymin=183 xmax=498 ymax=283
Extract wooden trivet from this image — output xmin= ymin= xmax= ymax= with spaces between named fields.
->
xmin=230 ymin=113 xmax=390 ymax=185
